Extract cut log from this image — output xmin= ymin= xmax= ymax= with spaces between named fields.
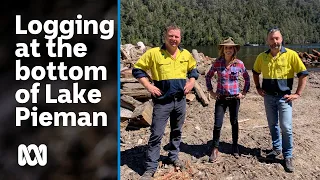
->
xmin=312 ymin=49 xmax=320 ymax=57
xmin=120 ymin=78 xmax=138 ymax=83
xmin=238 ymin=118 xmax=251 ymax=123
xmin=298 ymin=51 xmax=304 ymax=58
xmin=121 ymin=76 xmax=153 ymax=84
xmin=120 ymin=63 xmax=125 ymax=71
xmin=122 ymin=83 xmax=145 ymax=90
xmin=137 ymin=41 xmax=146 ymax=52
xmin=120 ymin=107 xmax=133 ymax=121
xmin=197 ymin=65 xmax=206 ymax=75
xmin=303 ymin=52 xmax=312 ymax=59
xmin=120 ymin=89 xmax=151 ymax=99
xmin=129 ymin=47 xmax=144 ymax=59
xmin=131 ymin=101 xmax=154 ymax=126
xmin=309 ymin=54 xmax=318 ymax=60
xmin=120 ymin=95 xmax=143 ymax=111
xmin=205 ymin=65 xmax=212 ymax=75
xmin=121 ymin=57 xmax=140 ymax=65
xmin=120 ymin=47 xmax=130 ymax=60
xmin=192 ymin=49 xmax=202 ymax=63
xmin=120 ymin=68 xmax=133 ymax=78
xmin=186 ymin=93 xmax=196 ymax=102
xmin=193 ymin=81 xmax=209 ymax=106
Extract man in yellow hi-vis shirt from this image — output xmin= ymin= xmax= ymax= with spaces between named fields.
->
xmin=132 ymin=24 xmax=198 ymax=179
xmin=253 ymin=27 xmax=308 ymax=173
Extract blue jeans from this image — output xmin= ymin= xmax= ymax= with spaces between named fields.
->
xmin=264 ymin=94 xmax=293 ymax=158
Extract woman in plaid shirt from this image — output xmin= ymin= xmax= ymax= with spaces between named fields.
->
xmin=205 ymin=37 xmax=250 ymax=162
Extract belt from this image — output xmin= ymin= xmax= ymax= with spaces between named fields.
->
xmin=265 ymin=91 xmax=289 ymax=96
xmin=153 ymin=94 xmax=185 ymax=104
xmin=172 ymin=93 xmax=184 ymax=99
xmin=219 ymin=95 xmax=238 ymax=100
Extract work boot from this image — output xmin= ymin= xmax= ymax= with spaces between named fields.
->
xmin=172 ymin=159 xmax=185 ymax=170
xmin=140 ymin=170 xmax=155 ymax=180
xmin=284 ymin=157 xmax=294 ymax=173
xmin=266 ymin=149 xmax=281 ymax=159
xmin=232 ymin=144 xmax=240 ymax=158
xmin=209 ymin=147 xmax=219 ymax=162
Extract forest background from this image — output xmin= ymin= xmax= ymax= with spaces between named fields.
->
xmin=120 ymin=0 xmax=320 ymax=46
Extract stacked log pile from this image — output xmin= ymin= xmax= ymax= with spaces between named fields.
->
xmin=120 ymin=42 xmax=215 ymax=127
xmin=1 ymin=2 xmax=119 ymax=179
xmin=297 ymin=49 xmax=320 ymax=66
xmin=120 ymin=42 xmax=151 ymax=69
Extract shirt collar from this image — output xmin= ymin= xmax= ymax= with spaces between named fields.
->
xmin=265 ymin=46 xmax=287 ymax=54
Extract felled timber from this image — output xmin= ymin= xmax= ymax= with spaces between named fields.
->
xmin=120 ymin=107 xmax=133 ymax=121
xmin=312 ymin=49 xmax=320 ymax=57
xmin=186 ymin=93 xmax=196 ymax=102
xmin=120 ymin=68 xmax=133 ymax=78
xmin=131 ymin=100 xmax=153 ymax=126
xmin=303 ymin=52 xmax=312 ymax=59
xmin=309 ymin=54 xmax=318 ymax=60
xmin=192 ymin=49 xmax=202 ymax=63
xmin=120 ymin=89 xmax=151 ymax=99
xmin=122 ymin=83 xmax=145 ymax=90
xmin=120 ymin=78 xmax=138 ymax=83
xmin=120 ymin=94 xmax=143 ymax=111
xmin=120 ymin=47 xmax=130 ymax=60
xmin=193 ymin=81 xmax=209 ymax=106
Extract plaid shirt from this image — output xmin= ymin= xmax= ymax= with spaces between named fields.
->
xmin=205 ymin=57 xmax=250 ymax=95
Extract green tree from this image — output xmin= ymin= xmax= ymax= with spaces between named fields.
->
xmin=121 ymin=0 xmax=320 ymax=46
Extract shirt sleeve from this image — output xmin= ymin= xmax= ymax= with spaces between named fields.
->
xmin=292 ymin=51 xmax=309 ymax=77
xmin=187 ymin=53 xmax=199 ymax=80
xmin=241 ymin=64 xmax=250 ymax=92
xmin=252 ymin=54 xmax=262 ymax=75
xmin=205 ymin=62 xmax=217 ymax=91
xmin=132 ymin=50 xmax=152 ymax=78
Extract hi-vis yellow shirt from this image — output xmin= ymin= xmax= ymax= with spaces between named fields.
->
xmin=253 ymin=47 xmax=308 ymax=92
xmin=132 ymin=45 xmax=198 ymax=100
xmin=133 ymin=46 xmax=197 ymax=81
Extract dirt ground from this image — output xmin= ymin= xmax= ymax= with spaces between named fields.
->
xmin=120 ymin=70 xmax=320 ymax=180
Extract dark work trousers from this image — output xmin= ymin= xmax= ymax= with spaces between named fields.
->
xmin=145 ymin=97 xmax=186 ymax=172
xmin=212 ymin=98 xmax=240 ymax=148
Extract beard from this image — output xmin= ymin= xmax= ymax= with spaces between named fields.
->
xmin=269 ymin=43 xmax=281 ymax=50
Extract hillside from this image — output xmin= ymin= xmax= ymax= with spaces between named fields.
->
xmin=121 ymin=0 xmax=320 ymax=46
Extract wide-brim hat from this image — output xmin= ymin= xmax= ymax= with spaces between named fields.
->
xmin=218 ymin=37 xmax=240 ymax=51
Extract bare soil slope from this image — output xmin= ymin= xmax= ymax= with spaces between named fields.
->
xmin=121 ymin=70 xmax=320 ymax=180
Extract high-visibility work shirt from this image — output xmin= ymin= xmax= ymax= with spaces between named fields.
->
xmin=253 ymin=46 xmax=309 ymax=93
xmin=132 ymin=45 xmax=198 ymax=100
